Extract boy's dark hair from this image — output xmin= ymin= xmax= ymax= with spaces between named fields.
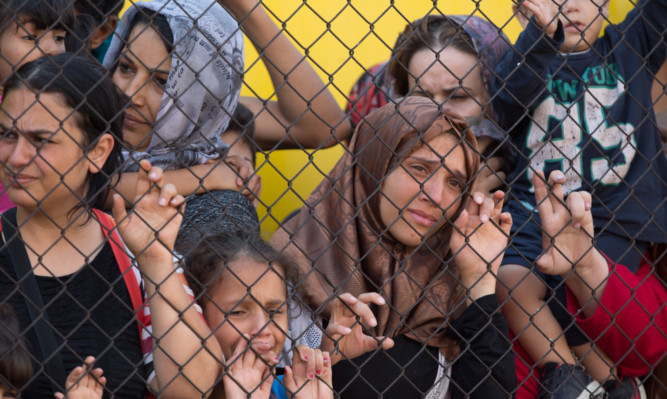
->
xmin=75 ymin=0 xmax=124 ymax=25
xmin=0 ymin=0 xmax=75 ymax=34
xmin=66 ymin=1 xmax=123 ymax=55
xmin=0 ymin=304 xmax=33 ymax=392
xmin=184 ymin=231 xmax=299 ymax=306
xmin=3 ymin=53 xmax=124 ymax=212
xmin=225 ymin=103 xmax=258 ymax=164
xmin=390 ymin=15 xmax=477 ymax=97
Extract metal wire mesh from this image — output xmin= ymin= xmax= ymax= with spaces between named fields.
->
xmin=0 ymin=0 xmax=665 ymax=398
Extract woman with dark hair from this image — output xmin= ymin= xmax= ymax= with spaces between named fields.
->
xmin=272 ymin=97 xmax=516 ymax=399
xmin=348 ymin=15 xmax=515 ymax=197
xmin=103 ymin=0 xmax=350 ymax=224
xmin=0 ymin=0 xmax=75 ymax=213
xmin=0 ymin=54 xmax=221 ymax=398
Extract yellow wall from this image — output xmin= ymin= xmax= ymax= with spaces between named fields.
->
xmin=121 ymin=0 xmax=636 ymax=238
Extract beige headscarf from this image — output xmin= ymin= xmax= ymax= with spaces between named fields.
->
xmin=272 ymin=96 xmax=480 ymax=349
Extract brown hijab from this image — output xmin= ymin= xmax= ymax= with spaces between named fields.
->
xmin=272 ymin=96 xmax=479 ymax=349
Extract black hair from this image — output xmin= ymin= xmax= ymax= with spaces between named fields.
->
xmin=65 ymin=1 xmax=123 ymax=55
xmin=107 ymin=7 xmax=174 ymax=77
xmin=75 ymin=0 xmax=124 ymax=25
xmin=184 ymin=231 xmax=299 ymax=307
xmin=0 ymin=0 xmax=75 ymax=34
xmin=65 ymin=13 xmax=97 ymax=57
xmin=2 ymin=53 xmax=124 ymax=212
xmin=390 ymin=15 xmax=477 ymax=96
xmin=0 ymin=304 xmax=33 ymax=392
xmin=224 ymin=103 xmax=258 ymax=164
xmin=128 ymin=8 xmax=174 ymax=55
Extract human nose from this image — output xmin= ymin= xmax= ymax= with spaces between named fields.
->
xmin=561 ymin=0 xmax=577 ymax=14
xmin=421 ymin=175 xmax=444 ymax=206
xmin=433 ymin=94 xmax=447 ymax=105
xmin=124 ymin=76 xmax=147 ymax=108
xmin=247 ymin=309 xmax=271 ymax=339
xmin=7 ymin=136 xmax=36 ymax=170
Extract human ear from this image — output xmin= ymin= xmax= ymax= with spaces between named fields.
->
xmin=87 ymin=133 xmax=115 ymax=174
xmin=89 ymin=15 xmax=118 ymax=50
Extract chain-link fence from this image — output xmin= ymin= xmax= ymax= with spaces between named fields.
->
xmin=0 ymin=0 xmax=665 ymax=398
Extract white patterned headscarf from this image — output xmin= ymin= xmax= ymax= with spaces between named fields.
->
xmin=104 ymin=0 xmax=244 ymax=171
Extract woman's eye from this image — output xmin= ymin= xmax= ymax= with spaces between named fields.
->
xmin=54 ymin=33 xmax=66 ymax=43
xmin=22 ymin=33 xmax=37 ymax=41
xmin=268 ymin=308 xmax=285 ymax=317
xmin=448 ymin=178 xmax=462 ymax=188
xmin=410 ymin=164 xmax=427 ymax=174
xmin=118 ymin=62 xmax=133 ymax=74
xmin=29 ymin=136 xmax=51 ymax=146
xmin=154 ymin=77 xmax=168 ymax=88
xmin=0 ymin=130 xmax=17 ymax=140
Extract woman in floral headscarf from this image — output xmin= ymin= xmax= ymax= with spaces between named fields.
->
xmin=272 ymin=96 xmax=516 ymax=399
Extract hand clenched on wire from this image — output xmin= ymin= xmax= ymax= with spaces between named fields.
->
xmin=320 ymin=292 xmax=395 ymax=365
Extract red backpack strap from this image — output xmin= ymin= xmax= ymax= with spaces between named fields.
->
xmin=92 ymin=209 xmax=146 ymax=330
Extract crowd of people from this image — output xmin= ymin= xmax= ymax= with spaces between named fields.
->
xmin=0 ymin=0 xmax=665 ymax=398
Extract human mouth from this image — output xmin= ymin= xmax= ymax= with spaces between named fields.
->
xmin=6 ymin=172 xmax=36 ymax=188
xmin=406 ymin=209 xmax=438 ymax=227
xmin=249 ymin=341 xmax=274 ymax=352
xmin=123 ymin=112 xmax=148 ymax=128
xmin=563 ymin=21 xmax=585 ymax=33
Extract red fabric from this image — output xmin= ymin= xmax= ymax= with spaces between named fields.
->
xmin=0 ymin=183 xmax=16 ymax=213
xmin=512 ymin=331 xmax=540 ymax=399
xmin=94 ymin=209 xmax=149 ymax=339
xmin=346 ymin=63 xmax=391 ymax=128
xmin=566 ymin=257 xmax=667 ymax=377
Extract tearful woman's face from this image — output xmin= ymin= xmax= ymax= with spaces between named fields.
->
xmin=379 ymin=134 xmax=466 ymax=247
xmin=407 ymin=46 xmax=489 ymax=118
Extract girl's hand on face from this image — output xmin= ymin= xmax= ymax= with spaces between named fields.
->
xmin=451 ymin=190 xmax=512 ymax=300
xmin=519 ymin=0 xmax=560 ymax=37
xmin=112 ymin=159 xmax=185 ymax=264
xmin=321 ymin=293 xmax=395 ymax=365
xmin=284 ymin=347 xmax=333 ymax=399
xmin=223 ymin=335 xmax=277 ymax=399
xmin=533 ymin=171 xmax=603 ymax=276
xmin=54 ymin=356 xmax=106 ymax=399
xmin=225 ymin=154 xmax=261 ymax=203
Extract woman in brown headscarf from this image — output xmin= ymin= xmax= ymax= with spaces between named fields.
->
xmin=272 ymin=96 xmax=516 ymax=399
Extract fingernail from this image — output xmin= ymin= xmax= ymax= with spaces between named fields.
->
xmin=481 ymin=214 xmax=489 ymax=223
xmin=475 ymin=195 xmax=483 ymax=203
xmin=323 ymin=354 xmax=329 ymax=364
xmin=308 ymin=373 xmax=314 ymax=380
xmin=574 ymin=222 xmax=581 ymax=229
xmin=158 ymin=198 xmax=167 ymax=206
xmin=377 ymin=297 xmax=386 ymax=305
xmin=342 ymin=327 xmax=352 ymax=334
xmin=370 ymin=317 xmax=377 ymax=327
xmin=149 ymin=172 xmax=158 ymax=180
xmin=316 ymin=369 xmax=322 ymax=376
xmin=303 ymin=353 xmax=308 ymax=361
xmin=274 ymin=356 xmax=279 ymax=363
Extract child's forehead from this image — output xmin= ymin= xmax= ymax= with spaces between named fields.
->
xmin=12 ymin=13 xmax=63 ymax=31
xmin=223 ymin=258 xmax=287 ymax=284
